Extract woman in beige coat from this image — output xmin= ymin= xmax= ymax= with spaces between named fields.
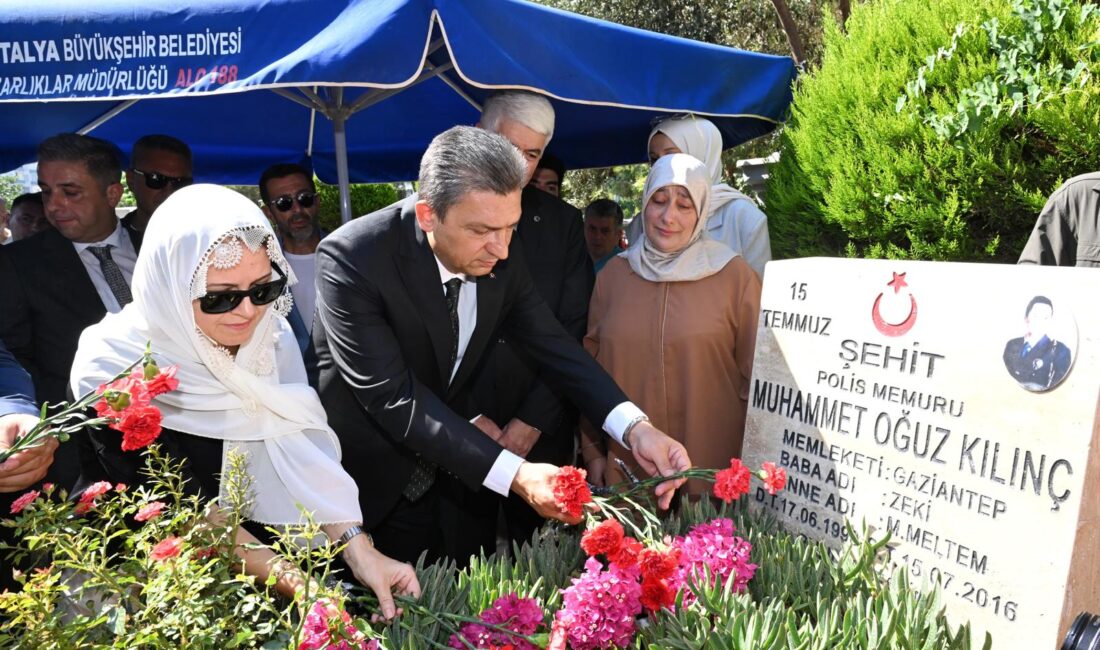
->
xmin=581 ymin=154 xmax=761 ymax=495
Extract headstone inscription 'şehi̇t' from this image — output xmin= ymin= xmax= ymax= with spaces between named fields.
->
xmin=741 ymin=258 xmax=1100 ymax=650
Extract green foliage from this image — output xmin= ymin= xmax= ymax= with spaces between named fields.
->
xmin=766 ymin=0 xmax=1100 ymax=262
xmin=314 ymin=182 xmax=400 ymax=232
xmin=0 ymin=448 xmax=344 ymax=649
xmin=535 ymin=0 xmax=832 ymax=207
xmin=0 ymin=175 xmax=24 ymax=204
xmin=2 ymin=454 xmax=978 ymax=649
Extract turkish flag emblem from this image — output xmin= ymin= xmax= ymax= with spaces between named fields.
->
xmin=871 ymin=272 xmax=917 ymax=337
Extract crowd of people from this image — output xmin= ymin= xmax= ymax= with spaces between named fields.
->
xmin=0 ymin=90 xmax=774 ymax=614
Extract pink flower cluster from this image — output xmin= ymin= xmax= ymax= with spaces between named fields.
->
xmin=559 ymin=516 xmax=756 ymax=647
xmin=670 ymin=518 xmax=756 ymax=605
xmin=555 ymin=558 xmax=641 ymax=650
xmin=299 ymin=601 xmax=377 ymax=650
xmin=448 ymin=593 xmax=545 ymax=650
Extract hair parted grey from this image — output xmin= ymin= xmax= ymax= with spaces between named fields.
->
xmin=418 ymin=126 xmax=526 ymax=220
xmin=480 ymin=90 xmax=556 ymax=143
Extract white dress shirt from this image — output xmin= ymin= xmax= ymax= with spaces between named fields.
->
xmin=285 ymin=251 xmax=319 ymax=334
xmin=71 ymin=220 xmax=138 ymax=314
xmin=430 ymin=255 xmax=648 ymax=496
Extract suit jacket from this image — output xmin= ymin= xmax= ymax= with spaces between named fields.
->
xmin=311 ymin=196 xmax=627 ymax=527
xmin=0 ymin=225 xmax=143 ymax=407
xmin=467 ymin=187 xmax=593 ymax=464
xmin=1003 ymin=335 xmax=1072 ymax=391
xmin=0 ymin=338 xmax=36 ymax=417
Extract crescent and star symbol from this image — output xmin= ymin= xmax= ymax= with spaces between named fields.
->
xmin=871 ymin=271 xmax=917 ymax=337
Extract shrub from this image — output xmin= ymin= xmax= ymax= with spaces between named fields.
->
xmin=766 ymin=0 xmax=1100 ymax=262
xmin=315 ymin=182 xmax=400 ymax=232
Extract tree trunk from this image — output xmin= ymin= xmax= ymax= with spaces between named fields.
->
xmin=837 ymin=0 xmax=851 ymax=30
xmin=769 ymin=0 xmax=807 ymax=67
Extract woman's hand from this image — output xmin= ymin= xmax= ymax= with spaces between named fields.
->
xmin=343 ymin=535 xmax=421 ymax=621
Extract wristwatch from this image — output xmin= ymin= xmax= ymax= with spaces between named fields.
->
xmin=337 ymin=525 xmax=373 ymax=551
xmin=621 ymin=414 xmax=650 ymax=450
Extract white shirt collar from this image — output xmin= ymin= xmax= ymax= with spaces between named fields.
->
xmin=433 ymin=253 xmax=469 ymax=286
xmin=72 ymin=220 xmax=125 ymax=253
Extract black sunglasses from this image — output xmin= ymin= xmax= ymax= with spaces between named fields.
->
xmin=131 ymin=168 xmax=193 ymax=191
xmin=198 ymin=263 xmax=287 ymax=314
xmin=269 ymin=191 xmax=317 ymax=213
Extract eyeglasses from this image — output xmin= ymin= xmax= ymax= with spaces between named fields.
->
xmin=131 ymin=168 xmax=193 ymax=191
xmin=268 ymin=191 xmax=317 ymax=213
xmin=198 ymin=264 xmax=287 ymax=314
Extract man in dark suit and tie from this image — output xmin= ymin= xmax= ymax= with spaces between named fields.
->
xmin=443 ymin=91 xmax=594 ymax=559
xmin=312 ymin=126 xmax=690 ymax=564
xmin=0 ymin=339 xmax=56 ymax=591
xmin=0 ymin=133 xmax=141 ymax=493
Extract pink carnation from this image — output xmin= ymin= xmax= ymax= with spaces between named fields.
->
xmin=556 ymin=558 xmax=641 ymax=650
xmin=134 ymin=501 xmax=166 ymax=522
xmin=80 ymin=481 xmax=112 ymax=502
xmin=669 ymin=518 xmax=756 ymax=606
xmin=9 ymin=489 xmax=39 ymax=514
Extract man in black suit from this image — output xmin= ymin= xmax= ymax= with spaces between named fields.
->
xmin=0 ymin=133 xmax=140 ymax=492
xmin=0 ymin=339 xmax=55 ymax=592
xmin=312 ymin=126 xmax=689 ymax=564
xmin=442 ymin=91 xmax=594 ymax=559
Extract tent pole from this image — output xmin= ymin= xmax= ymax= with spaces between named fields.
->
xmin=332 ymin=89 xmax=353 ymax=225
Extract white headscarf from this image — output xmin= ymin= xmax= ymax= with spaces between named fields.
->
xmin=648 ymin=116 xmax=754 ymax=214
xmin=625 ymin=154 xmax=737 ymax=282
xmin=71 ymin=184 xmax=361 ymax=526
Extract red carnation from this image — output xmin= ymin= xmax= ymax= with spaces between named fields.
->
xmin=607 ymin=536 xmax=643 ymax=570
xmin=150 ymin=536 xmax=184 ymax=562
xmin=638 ymin=548 xmax=680 ymax=582
xmin=144 ymin=365 xmax=180 ymax=398
xmin=551 ymin=466 xmax=591 ymax=519
xmin=760 ymin=462 xmax=787 ymax=495
xmin=581 ymin=519 xmax=625 ymax=558
xmin=640 ymin=576 xmax=677 ymax=612
xmin=95 ymin=375 xmax=150 ymax=419
xmin=712 ymin=458 xmax=752 ymax=503
xmin=114 ymin=405 xmax=163 ymax=452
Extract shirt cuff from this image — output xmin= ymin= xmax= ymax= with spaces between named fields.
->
xmin=483 ymin=450 xmax=525 ymax=497
xmin=0 ymin=398 xmax=39 ymax=418
xmin=602 ymin=401 xmax=646 ymax=447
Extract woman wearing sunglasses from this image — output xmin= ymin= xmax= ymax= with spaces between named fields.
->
xmin=70 ymin=184 xmax=419 ymax=618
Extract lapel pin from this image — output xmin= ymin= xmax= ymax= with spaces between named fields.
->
xmin=533 ymin=215 xmax=541 ymax=223
xmin=489 ymin=272 xmax=496 ymax=279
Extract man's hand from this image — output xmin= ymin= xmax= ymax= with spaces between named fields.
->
xmin=585 ymin=456 xmax=607 ymax=488
xmin=0 ymin=414 xmax=55 ymax=493
xmin=498 ymin=418 xmax=541 ymax=458
xmin=471 ymin=415 xmax=505 ymax=443
xmin=510 ymin=461 xmax=581 ymax=525
xmin=628 ymin=421 xmax=691 ymax=509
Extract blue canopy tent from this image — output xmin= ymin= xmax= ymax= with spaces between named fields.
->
xmin=0 ymin=0 xmax=796 ymax=222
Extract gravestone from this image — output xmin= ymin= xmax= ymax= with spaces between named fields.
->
xmin=742 ymin=258 xmax=1100 ymax=649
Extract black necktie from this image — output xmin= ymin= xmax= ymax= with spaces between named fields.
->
xmin=402 ymin=278 xmax=463 ymax=502
xmin=444 ymin=277 xmax=463 ymax=375
xmin=87 ymin=245 xmax=132 ymax=307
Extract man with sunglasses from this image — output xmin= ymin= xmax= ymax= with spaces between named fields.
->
xmin=122 ymin=134 xmax=193 ymax=233
xmin=0 ymin=132 xmax=141 ymax=498
xmin=259 ymin=163 xmax=326 ymax=354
